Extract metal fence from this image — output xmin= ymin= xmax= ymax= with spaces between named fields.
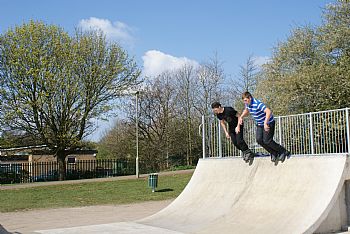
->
xmin=0 ymin=159 xmax=141 ymax=184
xmin=200 ymin=108 xmax=350 ymax=158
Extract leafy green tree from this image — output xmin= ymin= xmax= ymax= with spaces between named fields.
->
xmin=255 ymin=0 xmax=350 ymax=115
xmin=255 ymin=26 xmax=322 ymax=114
xmin=0 ymin=20 xmax=140 ymax=179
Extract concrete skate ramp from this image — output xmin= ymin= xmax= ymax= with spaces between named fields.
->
xmin=139 ymin=155 xmax=350 ymax=233
xmin=36 ymin=155 xmax=350 ymax=234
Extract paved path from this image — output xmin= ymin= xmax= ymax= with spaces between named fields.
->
xmin=0 ymin=200 xmax=173 ymax=234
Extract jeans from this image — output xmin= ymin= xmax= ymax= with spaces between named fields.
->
xmin=230 ymin=124 xmax=249 ymax=153
xmin=256 ymin=121 xmax=286 ymax=156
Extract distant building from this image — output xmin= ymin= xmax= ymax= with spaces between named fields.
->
xmin=0 ymin=145 xmax=99 ymax=182
xmin=0 ymin=145 xmax=97 ymax=164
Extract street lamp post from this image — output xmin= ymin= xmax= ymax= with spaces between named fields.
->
xmin=135 ymin=91 xmax=139 ymax=178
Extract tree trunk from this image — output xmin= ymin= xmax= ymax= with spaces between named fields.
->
xmin=187 ymin=118 xmax=192 ymax=166
xmin=57 ymin=150 xmax=67 ymax=181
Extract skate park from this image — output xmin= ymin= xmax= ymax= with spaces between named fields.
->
xmin=34 ymin=108 xmax=350 ymax=234
xmin=1 ymin=1 xmax=349 ymax=233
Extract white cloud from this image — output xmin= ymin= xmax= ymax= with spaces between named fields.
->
xmin=253 ymin=56 xmax=271 ymax=67
xmin=142 ymin=50 xmax=199 ymax=77
xmin=78 ymin=17 xmax=135 ymax=46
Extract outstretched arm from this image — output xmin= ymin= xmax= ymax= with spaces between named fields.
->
xmin=220 ymin=120 xmax=230 ymax=139
xmin=235 ymin=112 xmax=242 ymax=133
xmin=238 ymin=108 xmax=249 ymax=125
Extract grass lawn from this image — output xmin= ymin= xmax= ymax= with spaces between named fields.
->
xmin=0 ymin=173 xmax=193 ymax=212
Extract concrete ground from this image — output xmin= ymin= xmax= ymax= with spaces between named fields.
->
xmin=0 ymin=170 xmax=193 ymax=234
xmin=0 ymin=200 xmax=173 ymax=234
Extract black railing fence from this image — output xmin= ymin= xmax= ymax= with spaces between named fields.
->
xmin=0 ymin=159 xmax=157 ymax=184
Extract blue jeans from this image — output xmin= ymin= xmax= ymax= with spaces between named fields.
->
xmin=256 ymin=121 xmax=286 ymax=156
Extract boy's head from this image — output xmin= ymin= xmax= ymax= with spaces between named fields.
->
xmin=242 ymin=91 xmax=253 ymax=106
xmin=211 ymin=102 xmax=223 ymax=115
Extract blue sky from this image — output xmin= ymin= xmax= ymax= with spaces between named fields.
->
xmin=0 ymin=0 xmax=334 ymax=141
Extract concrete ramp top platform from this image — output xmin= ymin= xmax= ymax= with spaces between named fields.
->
xmin=36 ymin=155 xmax=350 ymax=234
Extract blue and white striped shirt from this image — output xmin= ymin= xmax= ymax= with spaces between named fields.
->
xmin=246 ymin=98 xmax=274 ymax=126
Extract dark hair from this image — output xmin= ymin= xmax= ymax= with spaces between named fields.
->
xmin=211 ymin=102 xmax=221 ymax=109
xmin=242 ymin=91 xmax=252 ymax=99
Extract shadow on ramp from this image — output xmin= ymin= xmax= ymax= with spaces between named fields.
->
xmin=0 ymin=225 xmax=11 ymax=234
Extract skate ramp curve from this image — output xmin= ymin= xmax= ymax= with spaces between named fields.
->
xmin=139 ymin=155 xmax=349 ymax=234
xmin=36 ymin=155 xmax=350 ymax=234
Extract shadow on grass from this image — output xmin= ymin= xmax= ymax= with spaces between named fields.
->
xmin=156 ymin=188 xmax=174 ymax=193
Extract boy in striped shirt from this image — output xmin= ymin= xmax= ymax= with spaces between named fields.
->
xmin=238 ymin=91 xmax=290 ymax=162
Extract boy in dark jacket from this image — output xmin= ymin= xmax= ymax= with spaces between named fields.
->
xmin=212 ymin=102 xmax=254 ymax=162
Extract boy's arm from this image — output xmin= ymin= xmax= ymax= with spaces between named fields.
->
xmin=235 ymin=112 xmax=242 ymax=133
xmin=238 ymin=108 xmax=249 ymax=125
xmin=264 ymin=107 xmax=272 ymax=131
xmin=220 ymin=120 xmax=230 ymax=139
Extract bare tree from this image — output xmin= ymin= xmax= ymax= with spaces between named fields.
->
xmin=130 ymin=72 xmax=178 ymax=170
xmin=234 ymin=54 xmax=258 ymax=94
xmin=175 ymin=65 xmax=196 ymax=165
xmin=194 ymin=53 xmax=226 ymax=115
xmin=226 ymin=55 xmax=259 ymax=110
